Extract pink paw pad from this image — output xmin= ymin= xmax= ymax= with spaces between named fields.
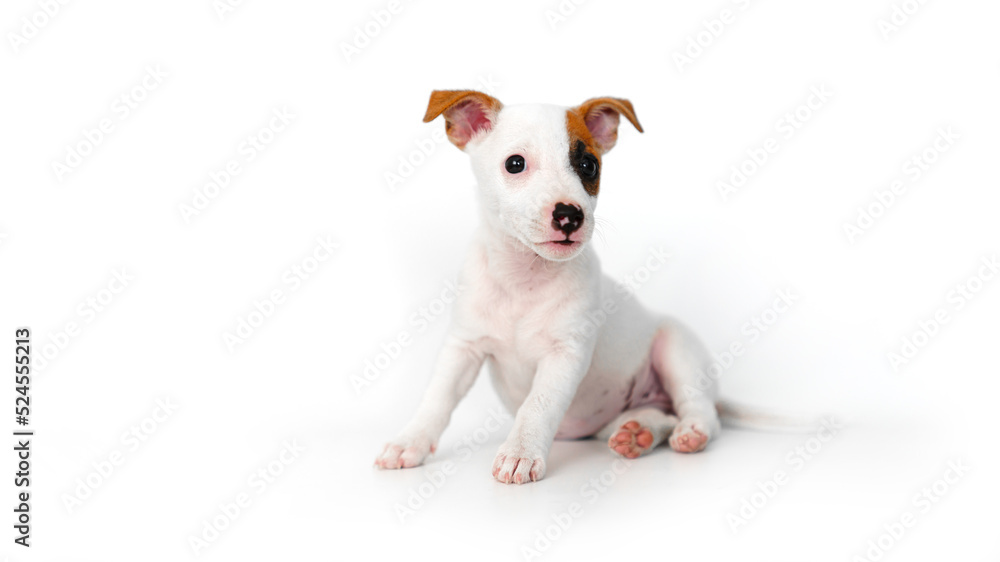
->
xmin=608 ymin=420 xmax=654 ymax=459
xmin=670 ymin=427 xmax=708 ymax=453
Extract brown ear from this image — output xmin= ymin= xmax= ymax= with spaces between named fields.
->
xmin=570 ymin=97 xmax=643 ymax=154
xmin=423 ymin=90 xmax=503 ymax=150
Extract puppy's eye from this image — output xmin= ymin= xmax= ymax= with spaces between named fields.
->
xmin=505 ymin=155 xmax=525 ymax=174
xmin=579 ymin=155 xmax=598 ymax=179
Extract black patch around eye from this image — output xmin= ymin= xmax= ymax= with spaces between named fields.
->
xmin=569 ymin=140 xmax=600 ymax=196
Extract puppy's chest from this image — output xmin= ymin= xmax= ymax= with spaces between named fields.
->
xmin=465 ymin=280 xmax=569 ymax=360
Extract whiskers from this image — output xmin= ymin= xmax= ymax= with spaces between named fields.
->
xmin=525 ymin=249 xmax=542 ymax=271
xmin=593 ymin=216 xmax=617 ymax=248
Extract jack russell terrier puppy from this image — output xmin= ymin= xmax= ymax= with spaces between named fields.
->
xmin=375 ymin=90 xmax=734 ymax=484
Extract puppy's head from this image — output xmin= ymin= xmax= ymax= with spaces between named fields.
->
xmin=424 ymin=90 xmax=642 ymax=262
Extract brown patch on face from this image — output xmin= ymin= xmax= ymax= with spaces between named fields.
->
xmin=566 ymin=109 xmax=602 ymax=196
xmin=423 ymin=90 xmax=503 ymax=149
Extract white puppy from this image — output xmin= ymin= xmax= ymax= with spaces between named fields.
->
xmin=375 ymin=90 xmax=724 ymax=484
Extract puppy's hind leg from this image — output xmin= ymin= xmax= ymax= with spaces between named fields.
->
xmin=598 ymin=407 xmax=679 ymax=459
xmin=652 ymin=319 xmax=721 ymax=454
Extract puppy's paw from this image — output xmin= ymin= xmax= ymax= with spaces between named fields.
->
xmin=492 ymin=444 xmax=546 ymax=484
xmin=374 ymin=434 xmax=435 ymax=469
xmin=609 ymin=420 xmax=655 ymax=459
xmin=669 ymin=419 xmax=710 ymax=453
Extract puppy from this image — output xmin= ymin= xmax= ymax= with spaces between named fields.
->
xmin=375 ymin=90 xmax=723 ymax=484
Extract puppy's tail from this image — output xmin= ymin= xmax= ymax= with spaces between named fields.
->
xmin=715 ymin=399 xmax=825 ymax=434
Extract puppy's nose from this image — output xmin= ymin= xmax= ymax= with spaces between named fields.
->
xmin=552 ymin=203 xmax=584 ymax=235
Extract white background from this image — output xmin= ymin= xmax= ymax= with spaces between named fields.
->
xmin=1 ymin=0 xmax=999 ymax=560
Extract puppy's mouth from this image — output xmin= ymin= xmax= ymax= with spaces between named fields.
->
xmin=533 ymin=238 xmax=583 ymax=260
xmin=518 ymin=223 xmax=587 ymax=260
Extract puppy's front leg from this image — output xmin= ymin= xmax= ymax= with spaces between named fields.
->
xmin=375 ymin=335 xmax=485 ymax=469
xmin=493 ymin=352 xmax=590 ymax=484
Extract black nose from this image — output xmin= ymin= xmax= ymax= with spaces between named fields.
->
xmin=552 ymin=203 xmax=584 ymax=235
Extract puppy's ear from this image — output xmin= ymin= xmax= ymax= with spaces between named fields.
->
xmin=570 ymin=97 xmax=643 ymax=154
xmin=423 ymin=90 xmax=503 ymax=150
